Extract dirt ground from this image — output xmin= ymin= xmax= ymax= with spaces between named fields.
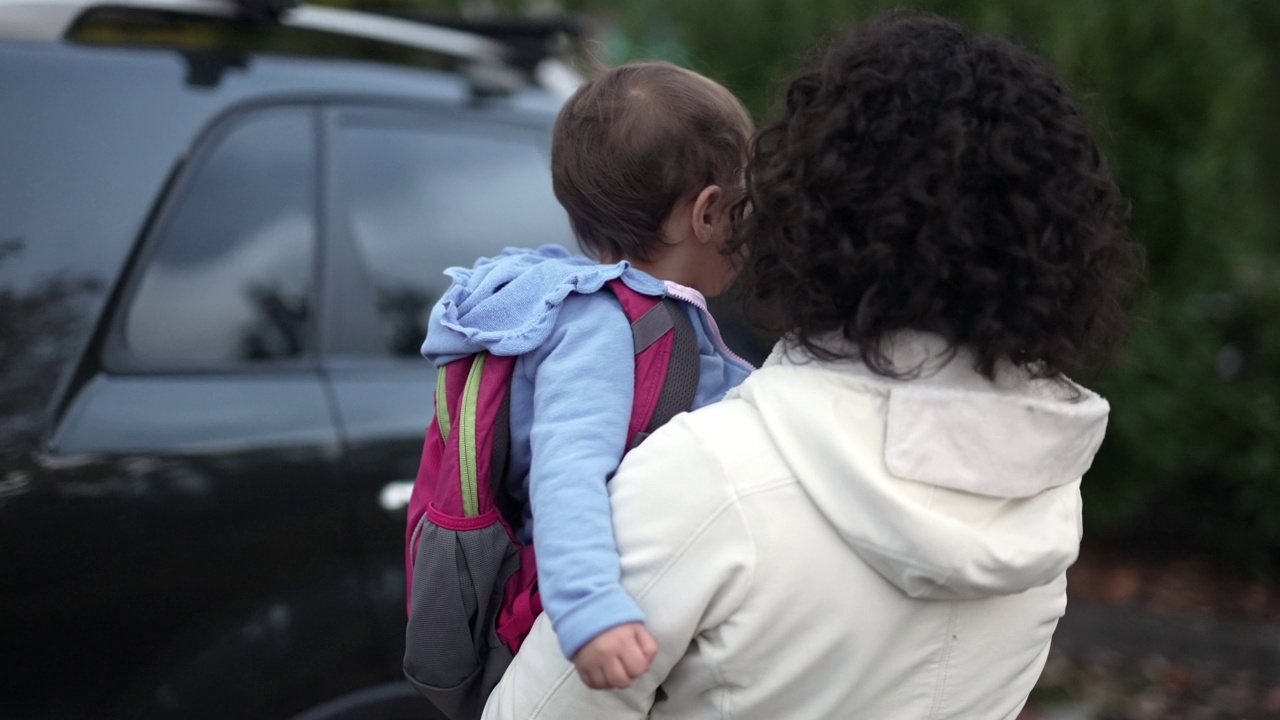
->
xmin=1020 ymin=542 xmax=1280 ymax=720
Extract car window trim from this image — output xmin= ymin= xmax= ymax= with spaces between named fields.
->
xmin=101 ymin=100 xmax=324 ymax=376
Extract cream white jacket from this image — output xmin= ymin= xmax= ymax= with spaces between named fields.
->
xmin=483 ymin=333 xmax=1109 ymax=720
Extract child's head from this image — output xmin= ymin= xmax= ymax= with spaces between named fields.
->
xmin=731 ymin=13 xmax=1141 ymax=380
xmin=552 ymin=62 xmax=753 ymax=292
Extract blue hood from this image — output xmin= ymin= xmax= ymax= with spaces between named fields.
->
xmin=421 ymin=245 xmax=668 ymax=363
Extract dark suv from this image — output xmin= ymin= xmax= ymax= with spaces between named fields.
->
xmin=0 ymin=2 xmax=768 ymax=718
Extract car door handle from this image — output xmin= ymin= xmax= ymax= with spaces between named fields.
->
xmin=379 ymin=480 xmax=415 ymax=513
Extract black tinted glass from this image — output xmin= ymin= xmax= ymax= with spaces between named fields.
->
xmin=338 ymin=122 xmax=574 ymax=358
xmin=125 ymin=109 xmax=316 ymax=365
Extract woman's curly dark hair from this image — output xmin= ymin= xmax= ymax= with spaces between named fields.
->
xmin=730 ymin=12 xmax=1143 ymax=380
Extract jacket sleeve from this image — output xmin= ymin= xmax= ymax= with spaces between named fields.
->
xmin=525 ymin=290 xmax=643 ymax=659
xmin=483 ymin=411 xmax=757 ymax=719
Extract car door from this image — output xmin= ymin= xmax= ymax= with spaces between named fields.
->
xmin=12 ymin=105 xmax=383 ymax=719
xmin=318 ymin=102 xmax=575 ymax=670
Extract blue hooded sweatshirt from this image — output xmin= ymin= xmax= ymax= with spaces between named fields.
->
xmin=421 ymin=245 xmax=753 ymax=660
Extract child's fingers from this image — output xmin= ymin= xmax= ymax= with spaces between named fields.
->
xmin=604 ymin=657 xmax=634 ymax=688
xmin=573 ymin=624 xmax=657 ymax=690
xmin=581 ymin=665 xmax=608 ymax=690
xmin=635 ymin=625 xmax=659 ymax=661
xmin=576 ymin=659 xmax=604 ymax=690
xmin=618 ymin=638 xmax=651 ymax=678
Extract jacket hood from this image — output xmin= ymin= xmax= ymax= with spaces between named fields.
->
xmin=421 ymin=245 xmax=666 ymax=363
xmin=733 ymin=332 xmax=1109 ymax=601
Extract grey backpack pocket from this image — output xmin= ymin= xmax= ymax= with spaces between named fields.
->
xmin=404 ymin=517 xmax=521 ymax=720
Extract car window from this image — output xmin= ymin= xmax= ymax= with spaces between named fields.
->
xmin=123 ymin=108 xmax=317 ymax=366
xmin=336 ymin=119 xmax=574 ymax=358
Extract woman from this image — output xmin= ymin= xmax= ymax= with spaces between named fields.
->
xmin=483 ymin=12 xmax=1140 ymax=719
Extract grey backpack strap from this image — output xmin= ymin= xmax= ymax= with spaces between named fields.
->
xmin=490 ymin=384 xmax=520 ymax=529
xmin=641 ymin=298 xmax=700 ymax=436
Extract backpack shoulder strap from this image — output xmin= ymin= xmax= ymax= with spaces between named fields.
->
xmin=604 ymin=279 xmax=700 ymax=449
xmin=640 ymin=298 xmax=699 ymax=435
xmin=422 ymin=352 xmax=518 ymax=522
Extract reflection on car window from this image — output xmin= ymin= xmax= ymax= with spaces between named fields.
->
xmin=125 ymin=110 xmax=316 ymax=365
xmin=338 ymin=122 xmax=574 ymax=358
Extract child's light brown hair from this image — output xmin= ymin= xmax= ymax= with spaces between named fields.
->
xmin=551 ymin=61 xmax=753 ymax=262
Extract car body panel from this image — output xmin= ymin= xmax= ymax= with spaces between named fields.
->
xmin=0 ymin=38 xmax=512 ymax=719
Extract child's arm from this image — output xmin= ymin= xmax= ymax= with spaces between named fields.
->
xmin=525 ymin=291 xmax=652 ymax=668
xmin=481 ymin=411 xmax=756 ymax=719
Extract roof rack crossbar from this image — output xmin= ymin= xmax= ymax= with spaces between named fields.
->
xmin=383 ymin=13 xmax=583 ymax=72
xmin=289 ymin=5 xmax=506 ymax=62
xmin=0 ymin=0 xmax=509 ymax=63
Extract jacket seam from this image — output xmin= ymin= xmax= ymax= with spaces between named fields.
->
xmin=709 ymin=484 xmax=776 ymax=720
xmin=631 ymin=472 xmax=784 ymax=602
xmin=632 ymin=495 xmax=737 ymax=598
xmin=528 ymin=427 xmax=783 ymax=718
xmin=527 ymin=665 xmax=578 ymax=718
xmin=1050 ymin=482 xmax=1078 ymax=514
xmin=845 ymin=535 xmax=957 ymax=581
xmin=697 ymin=426 xmax=787 ymax=720
xmin=632 ymin=429 xmax=782 ymax=720
xmin=927 ymin=602 xmax=959 ymax=718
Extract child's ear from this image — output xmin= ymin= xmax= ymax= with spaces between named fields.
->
xmin=691 ymin=185 xmax=724 ymax=244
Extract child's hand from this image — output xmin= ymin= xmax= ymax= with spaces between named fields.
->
xmin=571 ymin=622 xmax=658 ymax=690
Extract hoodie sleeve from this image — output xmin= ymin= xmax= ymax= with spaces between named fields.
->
xmin=525 ymin=290 xmax=644 ymax=659
xmin=483 ymin=411 xmax=757 ymax=719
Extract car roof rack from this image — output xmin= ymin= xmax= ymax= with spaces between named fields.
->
xmin=0 ymin=0 xmax=507 ymax=63
xmin=380 ymin=14 xmax=583 ymax=74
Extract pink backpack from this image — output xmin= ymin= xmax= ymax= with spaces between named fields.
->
xmin=403 ymin=279 xmax=699 ymax=720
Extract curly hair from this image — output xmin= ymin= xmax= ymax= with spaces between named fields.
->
xmin=730 ymin=13 xmax=1142 ymax=380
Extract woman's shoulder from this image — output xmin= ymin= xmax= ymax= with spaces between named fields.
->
xmin=633 ymin=396 xmax=797 ymax=497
